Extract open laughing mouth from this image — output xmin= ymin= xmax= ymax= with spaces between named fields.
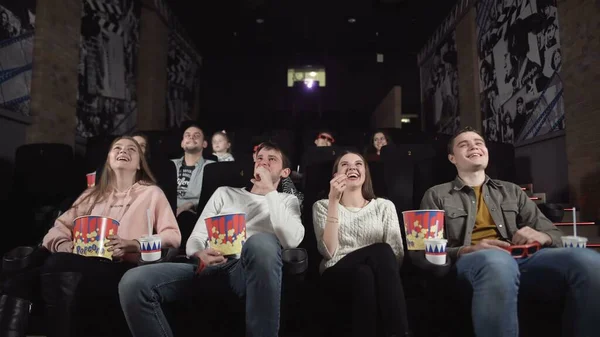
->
xmin=346 ymin=172 xmax=360 ymax=180
xmin=467 ymin=153 xmax=483 ymax=159
xmin=116 ymin=156 xmax=130 ymax=162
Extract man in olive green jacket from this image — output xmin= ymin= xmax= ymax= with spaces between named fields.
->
xmin=420 ymin=126 xmax=600 ymax=337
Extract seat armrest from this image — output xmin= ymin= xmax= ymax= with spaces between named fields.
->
xmin=282 ymin=248 xmax=308 ymax=275
xmin=137 ymin=247 xmax=180 ymax=266
xmin=408 ymin=250 xmax=452 ymax=278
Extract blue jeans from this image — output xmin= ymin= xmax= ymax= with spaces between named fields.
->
xmin=118 ymin=233 xmax=283 ymax=337
xmin=456 ymin=248 xmax=600 ymax=337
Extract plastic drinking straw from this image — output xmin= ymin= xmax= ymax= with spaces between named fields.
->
xmin=146 ymin=209 xmax=152 ymax=237
xmin=573 ymin=207 xmax=577 ymax=237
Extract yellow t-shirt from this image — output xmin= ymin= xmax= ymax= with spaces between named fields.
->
xmin=470 ymin=186 xmax=501 ymax=244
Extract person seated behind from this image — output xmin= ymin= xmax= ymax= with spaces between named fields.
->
xmin=314 ymin=130 xmax=335 ymax=147
xmin=365 ymin=130 xmax=392 ymax=161
xmin=0 ymin=136 xmax=181 ymax=337
xmin=313 ymin=151 xmax=411 ymax=337
xmin=211 ymin=130 xmax=235 ymax=162
xmin=119 ymin=142 xmax=304 ymax=337
xmin=420 ymin=126 xmax=600 ymax=337
xmin=172 ymin=124 xmax=215 ymax=246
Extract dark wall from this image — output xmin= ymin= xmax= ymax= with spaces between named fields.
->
xmin=0 ymin=110 xmax=30 ymax=202
xmin=196 ymin=48 xmax=421 ymax=131
xmin=514 ymin=132 xmax=568 ymax=203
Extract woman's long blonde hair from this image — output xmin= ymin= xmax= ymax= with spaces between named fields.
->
xmin=74 ymin=136 xmax=156 ymax=210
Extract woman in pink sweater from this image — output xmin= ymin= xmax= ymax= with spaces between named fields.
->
xmin=0 ymin=136 xmax=181 ymax=337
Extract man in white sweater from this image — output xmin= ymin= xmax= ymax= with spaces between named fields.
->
xmin=118 ymin=142 xmax=305 ymax=337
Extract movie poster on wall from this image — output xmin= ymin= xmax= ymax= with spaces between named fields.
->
xmin=76 ymin=0 xmax=140 ymax=138
xmin=166 ymin=31 xmax=200 ymax=128
xmin=420 ymin=32 xmax=460 ymax=135
xmin=0 ymin=0 xmax=36 ymax=116
xmin=477 ymin=0 xmax=563 ymax=144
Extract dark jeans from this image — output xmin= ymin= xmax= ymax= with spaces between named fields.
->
xmin=455 ymin=248 xmax=600 ymax=337
xmin=119 ymin=232 xmax=284 ymax=337
xmin=321 ymin=243 xmax=410 ymax=337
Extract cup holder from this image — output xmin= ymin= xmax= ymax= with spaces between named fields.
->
xmin=3 ymin=246 xmax=36 ymax=273
xmin=282 ymin=248 xmax=308 ymax=275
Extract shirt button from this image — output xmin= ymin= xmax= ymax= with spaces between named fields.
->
xmin=491 ymin=208 xmax=496 ymax=211
xmin=472 ymin=200 xmax=475 ymax=204
xmin=499 ymin=225 xmax=503 ymax=227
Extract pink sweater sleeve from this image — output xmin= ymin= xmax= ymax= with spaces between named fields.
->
xmin=152 ymin=188 xmax=181 ymax=249
xmin=42 ymin=192 xmax=90 ymax=253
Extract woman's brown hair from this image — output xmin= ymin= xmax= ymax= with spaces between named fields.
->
xmin=332 ymin=151 xmax=376 ymax=201
xmin=74 ymin=136 xmax=156 ymax=210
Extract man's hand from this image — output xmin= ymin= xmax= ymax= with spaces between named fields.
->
xmin=512 ymin=227 xmax=552 ymax=246
xmin=194 ymin=248 xmax=227 ymax=267
xmin=459 ymin=239 xmax=511 ymax=256
xmin=105 ymin=235 xmax=141 ymax=258
xmin=176 ymin=202 xmax=195 ymax=217
xmin=251 ymin=166 xmax=277 ymax=192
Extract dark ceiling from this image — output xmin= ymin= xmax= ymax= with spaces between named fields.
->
xmin=167 ymin=0 xmax=457 ymax=56
xmin=165 ymin=0 xmax=458 ymax=129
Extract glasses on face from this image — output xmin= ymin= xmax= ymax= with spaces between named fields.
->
xmin=503 ymin=242 xmax=541 ymax=258
xmin=317 ymin=134 xmax=334 ymax=143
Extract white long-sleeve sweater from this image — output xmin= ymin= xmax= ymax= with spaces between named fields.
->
xmin=312 ymin=198 xmax=404 ymax=273
xmin=187 ymin=187 xmax=305 ymax=256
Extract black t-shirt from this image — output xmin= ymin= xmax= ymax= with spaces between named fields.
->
xmin=177 ymin=164 xmax=196 ymax=197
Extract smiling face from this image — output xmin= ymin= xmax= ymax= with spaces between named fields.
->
xmin=373 ymin=132 xmax=388 ymax=151
xmin=108 ymin=138 xmax=141 ymax=172
xmin=335 ymin=153 xmax=366 ymax=189
xmin=449 ymin=131 xmax=489 ymax=173
xmin=181 ymin=126 xmax=206 ymax=153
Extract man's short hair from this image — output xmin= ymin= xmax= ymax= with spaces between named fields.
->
xmin=516 ymin=97 xmax=524 ymax=105
xmin=447 ymin=126 xmax=485 ymax=155
xmin=256 ymin=141 xmax=291 ymax=170
xmin=181 ymin=122 xmax=204 ymax=138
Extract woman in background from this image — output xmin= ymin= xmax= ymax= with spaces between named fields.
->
xmin=313 ymin=151 xmax=410 ymax=337
xmin=365 ymin=130 xmax=392 ymax=160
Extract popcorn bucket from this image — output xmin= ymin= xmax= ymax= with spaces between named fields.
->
xmin=402 ymin=210 xmax=445 ymax=250
xmin=205 ymin=213 xmax=247 ymax=257
xmin=72 ymin=215 xmax=119 ymax=260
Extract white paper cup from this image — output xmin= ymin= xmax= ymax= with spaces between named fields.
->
xmin=139 ymin=235 xmax=162 ymax=261
xmin=561 ymin=236 xmax=587 ymax=248
xmin=424 ymin=238 xmax=448 ymax=265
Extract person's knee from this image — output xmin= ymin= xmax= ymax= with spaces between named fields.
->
xmin=367 ymin=242 xmax=396 ymax=261
xmin=40 ymin=252 xmax=75 ymax=273
xmin=560 ymin=248 xmax=600 ymax=280
xmin=461 ymin=249 xmax=519 ymax=285
xmin=353 ymin=264 xmax=375 ymax=286
xmin=119 ymin=266 xmax=152 ymax=304
xmin=242 ymin=233 xmax=282 ymax=270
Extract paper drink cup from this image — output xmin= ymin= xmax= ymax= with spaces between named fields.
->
xmin=561 ymin=235 xmax=587 ymax=248
xmin=86 ymin=172 xmax=96 ymax=188
xmin=139 ymin=235 xmax=162 ymax=261
xmin=72 ymin=215 xmax=119 ymax=260
xmin=402 ymin=210 xmax=445 ymax=250
xmin=204 ymin=213 xmax=247 ymax=257
xmin=424 ymin=238 xmax=448 ymax=265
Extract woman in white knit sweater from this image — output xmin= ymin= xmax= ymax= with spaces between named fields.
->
xmin=313 ymin=151 xmax=411 ymax=337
